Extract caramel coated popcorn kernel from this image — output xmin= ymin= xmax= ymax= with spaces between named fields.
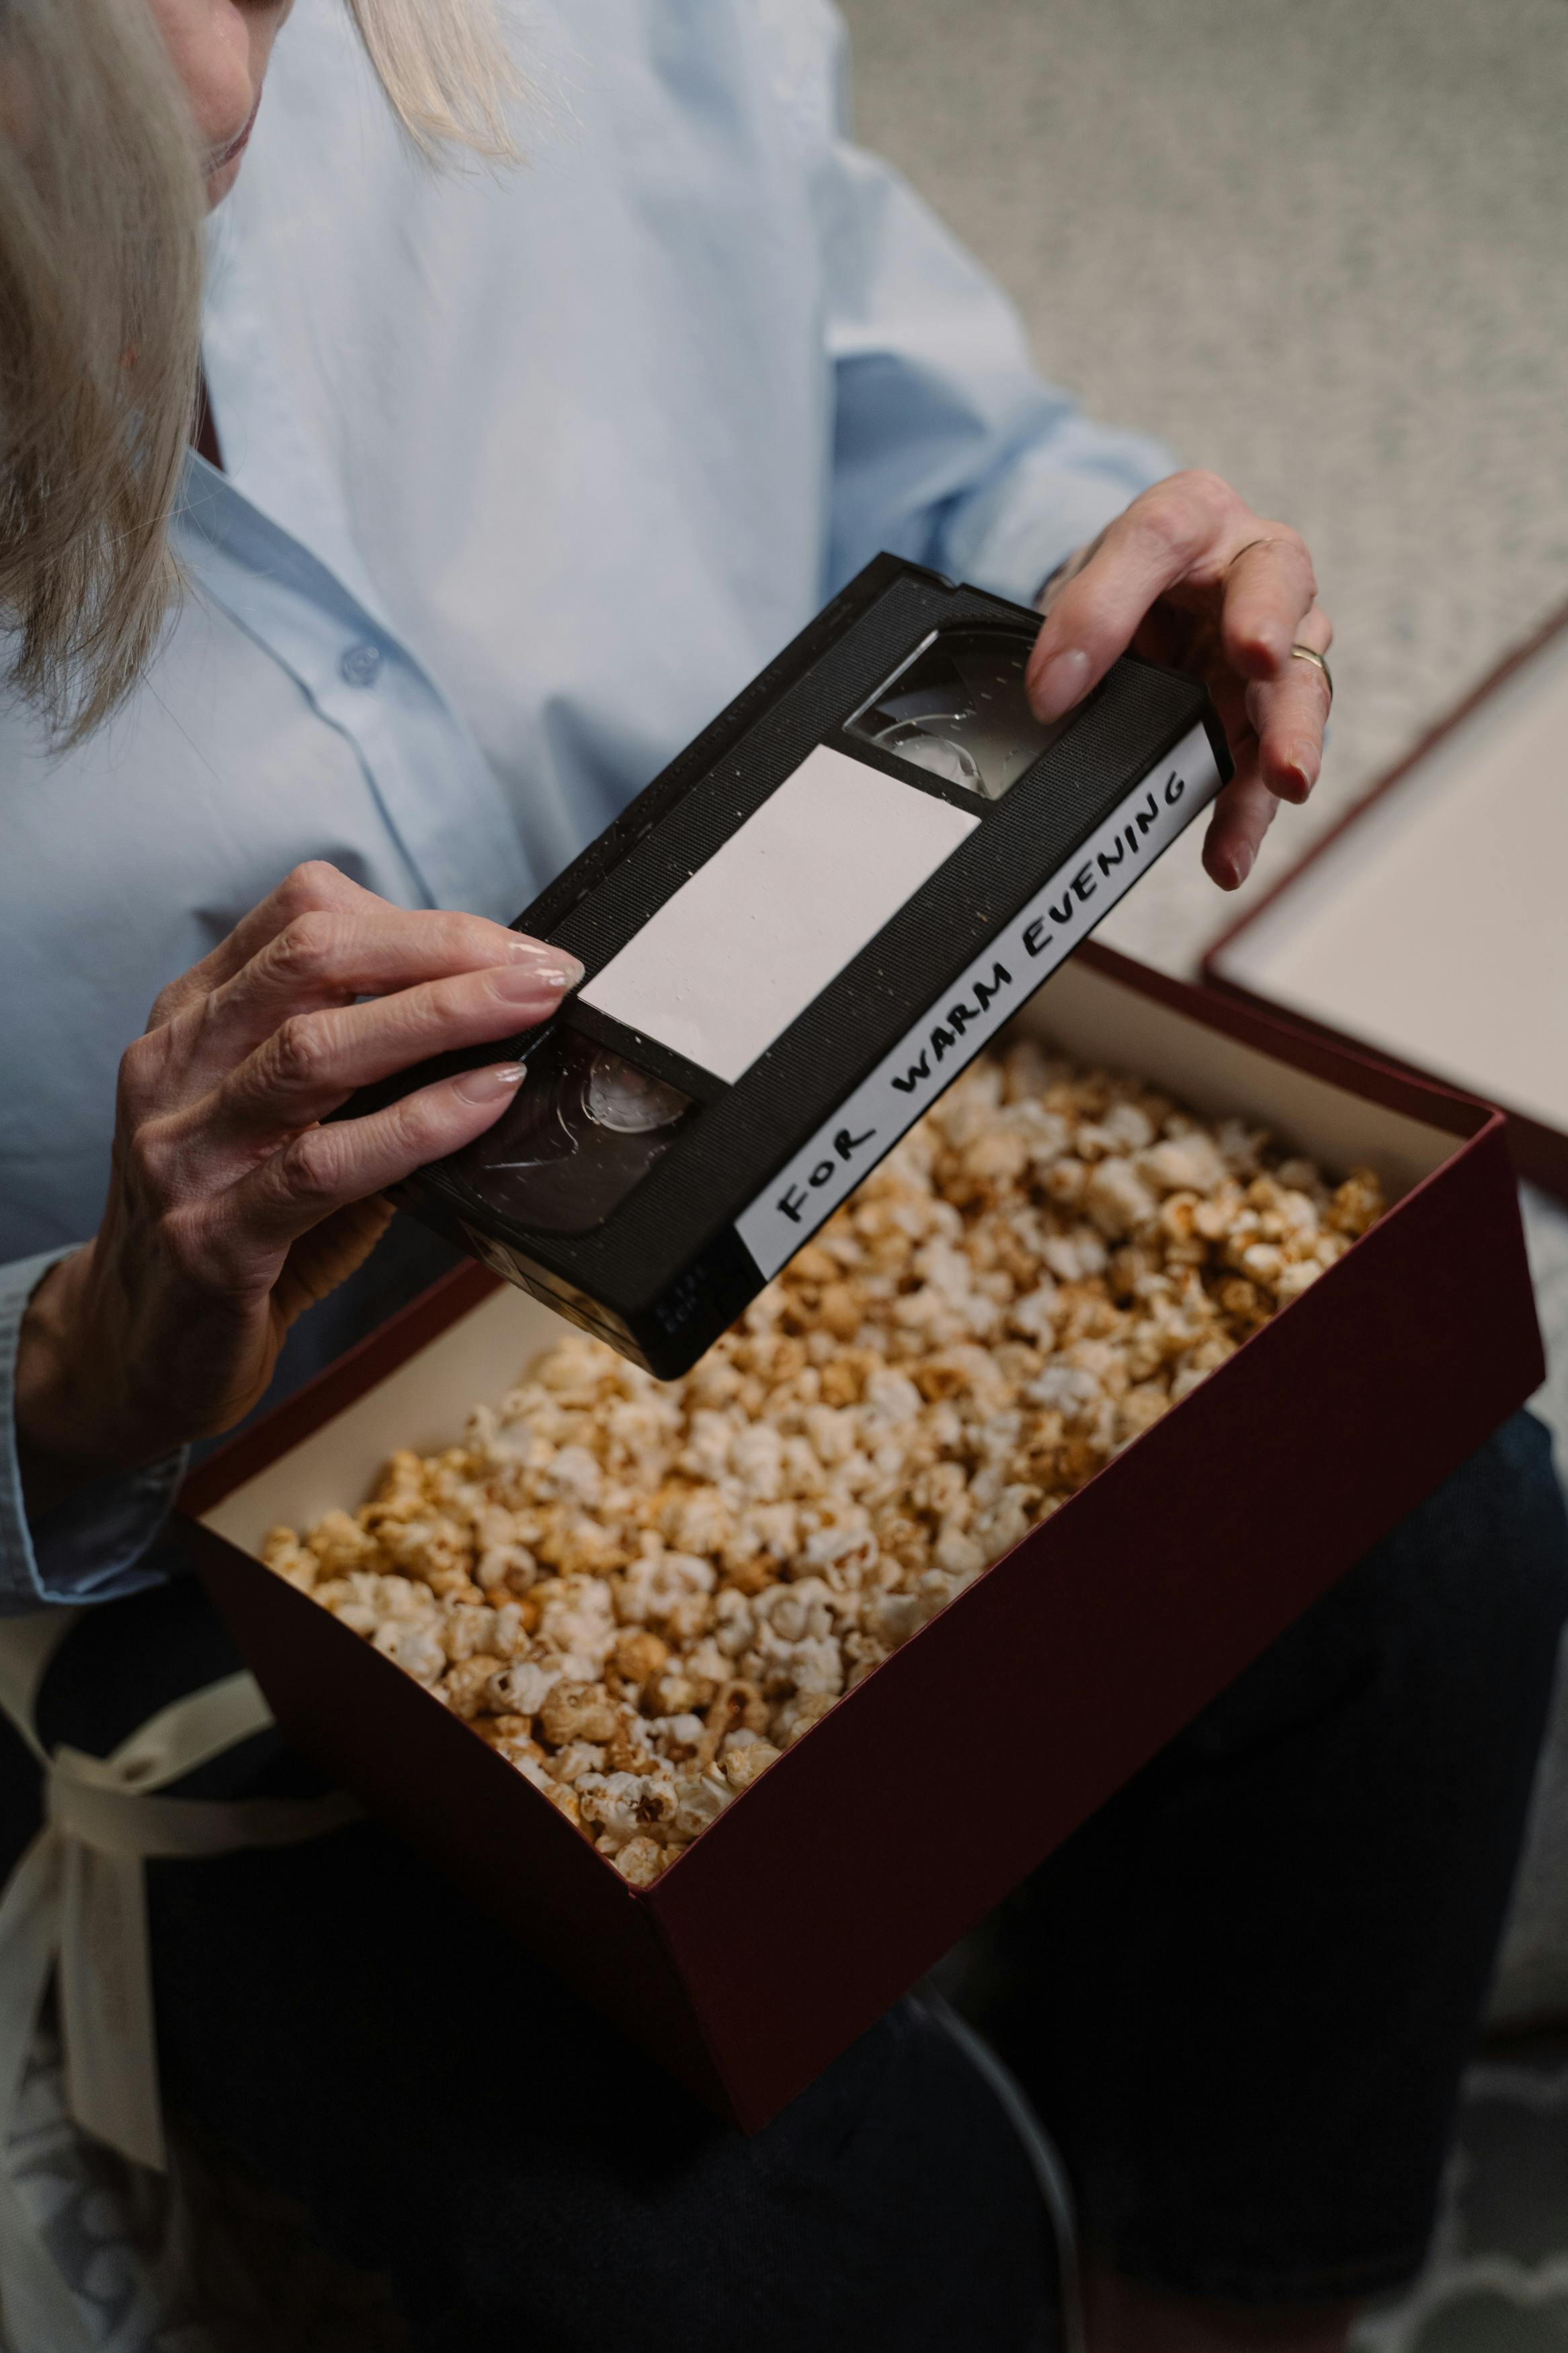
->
xmin=272 ymin=1043 xmax=1383 ymax=1881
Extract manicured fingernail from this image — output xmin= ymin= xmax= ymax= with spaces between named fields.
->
xmin=508 ymin=936 xmax=583 ymax=982
xmin=456 ymin=1062 xmax=526 ymax=1103
xmin=1029 ymin=646 xmax=1091 ymax=721
xmin=492 ymin=958 xmax=580 ymax=1001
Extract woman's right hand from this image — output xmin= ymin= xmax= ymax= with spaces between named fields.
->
xmin=15 ymin=861 xmax=577 ymax=1507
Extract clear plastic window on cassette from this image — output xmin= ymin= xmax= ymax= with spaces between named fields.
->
xmin=845 ymin=627 xmax=1069 ymax=799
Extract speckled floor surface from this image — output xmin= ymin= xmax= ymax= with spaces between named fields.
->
xmin=839 ymin=3 xmax=1568 ymax=2342
xmin=840 ymin=0 xmax=1568 ymax=978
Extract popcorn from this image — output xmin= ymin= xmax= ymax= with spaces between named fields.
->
xmin=672 ymin=1773 xmax=733 ymax=1841
xmin=577 ymin=1769 xmax=679 ymax=1847
xmin=1083 ymin=1158 xmax=1159 ymax=1241
xmin=488 ymin=1657 xmax=560 ymax=1718
xmin=440 ymin=1655 xmax=504 ymax=1719
xmin=543 ymin=1781 xmax=582 ymax=1828
xmin=607 ymin=1627 xmax=669 ymax=1698
xmin=615 ymin=1550 xmax=715 ymax=1642
xmin=261 ymin=1527 xmax=317 ymax=1591
xmin=721 ymin=1738 xmax=781 ymax=1792
xmin=539 ymin=1682 xmax=620 ymax=1747
xmin=375 ymin=1620 xmax=446 ymax=1685
xmin=1328 ymin=1168 xmax=1385 ymax=1238
xmin=774 ymin=1690 xmax=837 ymax=1745
xmin=272 ymin=1041 xmax=1384 ymax=1882
xmin=614 ymin=1835 xmax=667 ymax=1887
xmin=441 ymin=1603 xmax=499 ymax=1663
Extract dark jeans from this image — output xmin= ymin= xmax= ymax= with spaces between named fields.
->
xmin=2 ymin=1410 xmax=1563 ymax=2344
xmin=978 ymin=1408 xmax=1568 ymax=2305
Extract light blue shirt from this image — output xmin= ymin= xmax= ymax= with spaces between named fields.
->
xmin=0 ymin=0 xmax=1169 ymax=1609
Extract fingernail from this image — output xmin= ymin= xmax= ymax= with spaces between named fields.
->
xmin=456 ymin=1062 xmax=526 ymax=1104
xmin=1232 ymin=845 xmax=1254 ymax=887
xmin=491 ymin=958 xmax=580 ymax=1001
xmin=1030 ymin=647 xmax=1091 ymax=721
xmin=509 ymin=936 xmax=584 ymax=987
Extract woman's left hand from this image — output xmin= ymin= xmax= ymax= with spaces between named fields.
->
xmin=1026 ymin=469 xmax=1333 ymax=889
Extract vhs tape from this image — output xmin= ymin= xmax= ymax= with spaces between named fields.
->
xmin=381 ymin=555 xmax=1231 ymax=1374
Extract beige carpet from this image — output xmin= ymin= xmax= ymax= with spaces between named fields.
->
xmin=840 ymin=0 xmax=1568 ymax=975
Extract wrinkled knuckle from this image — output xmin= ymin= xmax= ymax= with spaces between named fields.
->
xmin=124 ymin=1119 xmax=173 ymax=1203
xmin=271 ymin=908 xmax=342 ymax=989
xmin=1184 ymin=465 xmax=1231 ymax=504
xmin=280 ymin=1125 xmax=345 ymax=1205
xmin=1273 ymin=518 xmax=1313 ymax=576
xmin=1141 ymin=483 xmax=1206 ymax=564
xmin=269 ymin=1011 xmax=331 ymax=1094
xmin=190 ymin=988 xmax=231 ymax=1066
xmin=116 ymin=1031 xmax=167 ymax=1124
xmin=279 ymin=859 xmax=347 ymax=916
xmin=434 ymin=910 xmax=504 ymax=973
xmin=1244 ymin=516 xmax=1313 ymax=596
xmin=385 ymin=1090 xmax=457 ymax=1177
xmin=384 ymin=1094 xmax=436 ymax=1166
xmin=119 ymin=1029 xmax=159 ymax=1089
xmin=1173 ymin=467 xmax=1232 ymax=526
xmin=147 ymin=980 xmax=184 ymax=1030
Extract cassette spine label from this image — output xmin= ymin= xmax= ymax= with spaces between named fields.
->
xmin=734 ymin=721 xmax=1222 ymax=1279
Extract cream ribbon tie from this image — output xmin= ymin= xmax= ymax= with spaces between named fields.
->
xmin=0 ymin=1608 xmax=359 ymax=2353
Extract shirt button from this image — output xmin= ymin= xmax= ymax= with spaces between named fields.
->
xmin=340 ymin=642 xmax=383 ymax=688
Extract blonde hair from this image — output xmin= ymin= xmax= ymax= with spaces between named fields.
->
xmin=0 ymin=0 xmax=520 ymax=744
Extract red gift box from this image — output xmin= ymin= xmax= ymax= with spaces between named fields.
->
xmin=179 ymin=943 xmax=1543 ymax=2131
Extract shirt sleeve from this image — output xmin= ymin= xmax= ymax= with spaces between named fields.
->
xmin=0 ymin=1248 xmax=186 ymax=1613
xmin=818 ymin=80 xmax=1173 ymax=605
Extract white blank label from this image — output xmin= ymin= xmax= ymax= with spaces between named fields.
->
xmin=579 ymin=744 xmax=979 ymax=1084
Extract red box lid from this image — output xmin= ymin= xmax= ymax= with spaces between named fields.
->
xmin=1204 ymin=601 xmax=1568 ymax=1203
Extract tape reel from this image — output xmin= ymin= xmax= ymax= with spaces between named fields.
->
xmin=846 ymin=626 xmax=1066 ymax=801
xmin=452 ymin=1027 xmax=692 ymax=1234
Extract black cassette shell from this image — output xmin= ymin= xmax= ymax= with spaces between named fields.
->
xmin=366 ymin=555 xmax=1231 ymax=1373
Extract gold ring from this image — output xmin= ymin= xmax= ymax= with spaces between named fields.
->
xmin=1290 ymin=643 xmax=1333 ymax=704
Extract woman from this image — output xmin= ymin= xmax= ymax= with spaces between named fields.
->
xmin=0 ymin=5 xmax=1068 ymax=2346
xmin=3 ymin=3 xmax=1563 ymax=2350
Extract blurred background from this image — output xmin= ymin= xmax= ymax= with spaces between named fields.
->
xmin=835 ymin=4 xmax=1568 ymax=2346
xmin=839 ymin=0 xmax=1568 ymax=973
